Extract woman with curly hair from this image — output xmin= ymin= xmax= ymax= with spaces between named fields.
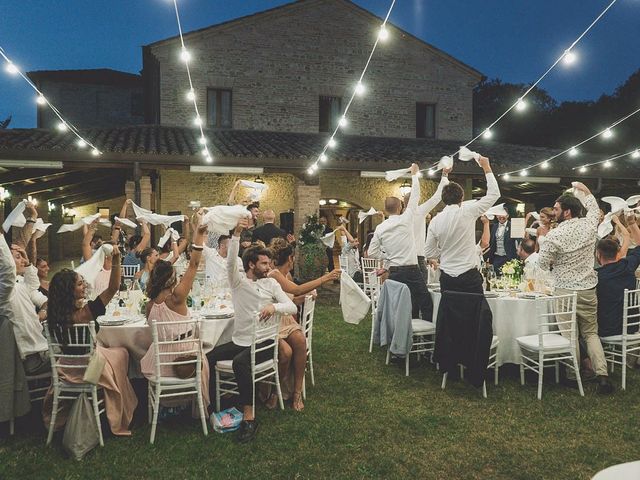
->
xmin=44 ymin=247 xmax=138 ymax=436
xmin=525 ymin=207 xmax=556 ymax=250
xmin=265 ymin=239 xmax=340 ymax=411
xmin=140 ymin=223 xmax=210 ymax=411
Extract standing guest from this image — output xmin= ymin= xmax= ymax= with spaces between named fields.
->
xmin=537 ymin=182 xmax=613 ymax=394
xmin=251 ymin=209 xmax=287 ymax=246
xmin=207 ymin=219 xmax=297 ymax=443
xmin=239 ymin=203 xmax=260 ymax=256
xmin=45 ymin=248 xmax=138 ymax=436
xmin=122 ymin=221 xmax=151 ymax=266
xmin=319 ymin=215 xmax=335 ymax=272
xmin=488 ymin=212 xmax=518 ymax=274
xmin=36 ymin=257 xmax=50 ymax=296
xmin=425 ymin=155 xmax=499 ymax=294
xmin=405 ymin=167 xmax=451 ymax=283
xmin=202 ymin=234 xmax=244 ymax=285
xmin=596 ymin=214 xmax=640 ymax=338
xmin=525 ymin=207 xmax=555 ymax=248
xmin=368 ymin=163 xmax=432 ymax=320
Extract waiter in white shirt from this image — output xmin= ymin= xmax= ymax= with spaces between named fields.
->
xmin=368 ymin=163 xmax=432 ymax=320
xmin=424 ymin=155 xmax=500 ymax=294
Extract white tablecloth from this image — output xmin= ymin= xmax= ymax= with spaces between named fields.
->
xmin=430 ymin=291 xmax=540 ymax=366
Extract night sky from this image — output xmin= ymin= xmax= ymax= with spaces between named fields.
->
xmin=1 ymin=0 xmax=638 ymax=128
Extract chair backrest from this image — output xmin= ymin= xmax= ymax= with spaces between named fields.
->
xmin=635 ymin=278 xmax=640 ymax=291
xmin=361 ymin=258 xmax=382 ymax=298
xmin=535 ymin=293 xmax=577 ymax=349
xmin=121 ymin=264 xmax=140 ymax=279
xmin=338 ymin=255 xmax=349 ymax=274
xmin=302 ymin=295 xmax=316 ymax=352
xmin=361 ymin=257 xmax=382 ymax=272
xmin=251 ymin=313 xmax=281 ymax=369
xmin=44 ymin=322 xmax=96 ymax=384
xmin=150 ymin=318 xmax=202 ymax=380
xmin=623 ymin=288 xmax=640 ymax=340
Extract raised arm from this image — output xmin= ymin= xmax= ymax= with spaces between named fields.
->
xmin=228 ymin=218 xmax=249 ymax=288
xmin=82 ymin=220 xmax=98 ymax=261
xmin=573 ymin=182 xmax=599 ymax=230
xmin=626 ymin=214 xmax=640 ymax=246
xmin=466 ymin=156 xmax=500 ymax=217
xmin=136 ymin=220 xmax=151 ymax=253
xmin=401 ymin=164 xmax=421 ymax=218
xmin=118 ymin=198 xmax=130 ymax=221
xmin=178 ymin=216 xmax=191 ymax=255
xmin=479 ymin=215 xmax=491 ymax=250
xmin=17 ymin=202 xmax=37 ymax=248
xmin=269 ymin=268 xmax=339 ymax=297
xmin=612 ymin=215 xmax=631 ymax=258
xmin=171 ymin=225 xmax=207 ymax=304
xmin=337 ymin=225 xmax=355 ymax=244
xmin=416 ymin=169 xmax=450 ymax=218
xmin=98 ymin=248 xmax=121 ymax=306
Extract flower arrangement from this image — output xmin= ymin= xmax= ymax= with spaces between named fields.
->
xmin=501 ymin=259 xmax=524 ymax=279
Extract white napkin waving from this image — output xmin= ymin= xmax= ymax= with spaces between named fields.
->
xmin=568 ymin=182 xmax=587 ymax=206
xmin=158 ymin=227 xmax=180 ymax=248
xmin=338 ymin=216 xmax=349 ymax=225
xmin=598 ymin=213 xmax=614 ymax=239
xmin=340 ymin=272 xmax=371 ymax=325
xmin=1 ymin=199 xmax=27 ymax=232
xmin=358 ymin=207 xmax=378 ymax=224
xmin=385 ymin=168 xmax=411 ymax=182
xmin=56 ymin=213 xmax=106 ymax=233
xmin=75 ymin=243 xmax=113 ymax=289
xmin=321 ymin=231 xmax=335 ymax=248
xmin=130 ymin=201 xmax=183 ymax=227
xmin=115 ymin=216 xmax=137 ymax=229
xmin=525 ymin=227 xmax=538 ymax=237
xmin=458 ymin=146 xmax=481 ymax=164
xmin=239 ymin=180 xmax=268 ymax=192
xmin=484 ymin=203 xmax=508 ymax=220
xmin=203 ymin=205 xmax=251 ymax=235
xmin=32 ymin=218 xmax=52 ymax=240
xmin=529 ymin=211 xmax=540 ymax=221
xmin=601 ymin=195 xmax=640 ymax=215
xmin=438 ymin=155 xmax=454 ymax=171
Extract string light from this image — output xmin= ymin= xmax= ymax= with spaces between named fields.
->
xmin=541 ymin=161 xmax=549 ymax=169
xmin=633 ymin=149 xmax=640 ymax=159
xmin=563 ymin=49 xmax=577 ymax=65
xmin=569 ymin=147 xmax=579 ymax=157
xmin=307 ymin=0 xmax=397 ymax=174
xmin=427 ymin=169 xmax=435 ymax=177
xmin=515 ymin=99 xmax=527 ymax=112
xmin=520 ymin=169 xmax=528 ymax=177
xmin=503 ymin=173 xmax=510 ymax=180
xmin=170 ymin=0 xmax=210 ymax=163
xmin=76 ymin=139 xmax=87 ymax=148
xmin=602 ymin=128 xmax=613 ymax=139
xmin=319 ymin=153 xmax=327 ymax=162
xmin=572 ymin=147 xmax=640 ymax=171
xmin=603 ymin=160 xmax=612 ymax=168
xmin=91 ymin=148 xmax=100 ymax=156
xmin=482 ymin=129 xmax=493 ymax=139
xmin=0 ymin=46 xmax=101 ymax=155
xmin=579 ymin=166 xmax=587 ymax=173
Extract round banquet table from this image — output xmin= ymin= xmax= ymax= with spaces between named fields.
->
xmin=429 ymin=290 xmax=544 ymax=366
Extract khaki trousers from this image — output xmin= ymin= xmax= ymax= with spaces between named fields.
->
xmin=556 ymin=287 xmax=608 ymax=376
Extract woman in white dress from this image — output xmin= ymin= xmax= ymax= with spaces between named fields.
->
xmin=525 ymin=207 xmax=555 ymax=250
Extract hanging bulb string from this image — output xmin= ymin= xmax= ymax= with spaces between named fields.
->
xmin=572 ymin=147 xmax=640 ymax=170
xmin=308 ymin=0 xmax=396 ymax=173
xmin=171 ymin=0 xmax=210 ymax=162
xmin=0 ymin=46 xmax=102 ymax=154
xmin=500 ymin=105 xmax=640 ymax=176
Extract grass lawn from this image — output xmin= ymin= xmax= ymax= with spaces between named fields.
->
xmin=1 ymin=293 xmax=639 ymax=479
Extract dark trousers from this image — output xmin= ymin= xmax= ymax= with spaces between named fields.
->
xmin=206 ymin=341 xmax=272 ymax=408
xmin=389 ymin=265 xmax=433 ymax=320
xmin=440 ymin=268 xmax=484 ymax=295
xmin=417 ymin=256 xmax=429 ymax=284
xmin=326 ymin=248 xmax=335 ymax=271
xmin=492 ymin=255 xmax=509 ymax=275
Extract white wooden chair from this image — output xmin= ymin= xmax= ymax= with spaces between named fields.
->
xmin=387 ymin=318 xmax=437 ymax=376
xmin=301 ymin=295 xmax=316 ymax=399
xmin=8 ymin=371 xmax=51 ymax=436
xmin=636 ymin=278 xmax=640 ymax=290
xmin=214 ymin=314 xmax=284 ymax=413
xmin=361 ymin=257 xmax=382 ymax=299
xmin=44 ymin=322 xmax=105 ymax=447
xmin=601 ymin=288 xmax=640 ymax=390
xmin=148 ymin=318 xmax=208 ymax=444
xmin=368 ymin=281 xmax=381 ymax=353
xmin=516 ymin=293 xmax=583 ymax=400
xmin=441 ymin=336 xmax=499 ymax=398
xmin=121 ymin=263 xmax=140 ymax=280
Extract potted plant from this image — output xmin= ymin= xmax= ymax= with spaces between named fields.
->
xmin=296 ymin=214 xmax=329 ymax=282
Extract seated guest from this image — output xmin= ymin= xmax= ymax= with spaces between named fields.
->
xmin=85 ymin=221 xmax=121 ymax=298
xmin=488 ymin=212 xmax=518 ymax=274
xmin=517 ymin=238 xmax=539 ymax=266
xmin=122 ymin=221 xmax=151 ymax=266
xmin=36 ymin=257 xmax=50 ymax=296
xmin=140 ymin=223 xmax=210 ymax=411
xmin=207 ymin=219 xmax=297 ymax=443
xmin=596 ymin=214 xmax=640 ymax=338
xmin=135 ymin=247 xmax=160 ymax=291
xmin=266 ymin=239 xmax=340 ymax=411
xmin=251 ymin=209 xmax=286 ymax=246
xmin=45 ymin=248 xmax=138 ymax=436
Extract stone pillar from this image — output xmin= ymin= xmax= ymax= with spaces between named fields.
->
xmin=293 ymin=178 xmax=321 ymax=234
xmin=139 ymin=176 xmax=152 ymax=211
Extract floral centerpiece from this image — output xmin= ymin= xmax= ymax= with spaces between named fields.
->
xmin=296 ymin=214 xmax=329 ymax=282
xmin=500 ymin=259 xmax=524 ymax=288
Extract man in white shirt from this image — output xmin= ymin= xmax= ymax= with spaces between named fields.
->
xmin=425 ymin=155 xmax=499 ymax=294
xmin=368 ymin=163 xmax=432 ymax=320
xmin=404 ymin=168 xmax=451 ymax=284
xmin=206 ymin=219 xmax=297 ymax=443
xmin=202 ymin=234 xmax=243 ymax=284
xmin=517 ymin=238 xmax=539 ymax=266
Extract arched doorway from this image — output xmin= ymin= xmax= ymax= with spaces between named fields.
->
xmin=318 ymin=197 xmax=378 ymax=257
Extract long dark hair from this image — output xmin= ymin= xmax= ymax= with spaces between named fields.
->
xmin=269 ymin=239 xmax=294 ymax=268
xmin=140 ymin=247 xmax=157 ymax=266
xmin=47 ymin=269 xmax=80 ymax=341
xmin=146 ymin=259 xmax=176 ymax=299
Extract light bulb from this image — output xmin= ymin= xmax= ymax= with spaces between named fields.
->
xmin=186 ymin=89 xmax=195 ymax=101
xmin=632 ymin=149 xmax=640 ymax=159
xmin=328 ymin=138 xmax=336 ymax=148
xmin=520 ymin=169 xmax=528 ymax=177
xmin=602 ymin=128 xmax=613 ymax=139
xmin=36 ymin=94 xmax=46 ymax=105
xmin=568 ymin=147 xmax=578 ymax=157
xmin=5 ymin=62 xmax=18 ymax=75
xmin=338 ymin=116 xmax=347 ymax=128
xmin=579 ymin=166 xmax=587 ymax=173
xmin=201 ymin=148 xmax=209 ymax=157
xmin=194 ymin=116 xmax=202 ymax=126
xmin=319 ymin=153 xmax=327 ymax=162
xmin=355 ymin=82 xmax=365 ymax=96
xmin=541 ymin=161 xmax=549 ymax=169
xmin=482 ymin=129 xmax=493 ymax=140
xmin=378 ymin=25 xmax=389 ymax=41
xmin=503 ymin=173 xmax=510 ymax=180
xmin=57 ymin=122 xmax=68 ymax=132
xmin=180 ymin=47 xmax=191 ymax=63
xmin=199 ymin=136 xmax=207 ymax=145
xmin=515 ymin=99 xmax=527 ymax=111
xmin=563 ymin=50 xmax=576 ymax=65
xmin=205 ymin=155 xmax=213 ymax=163
xmin=603 ymin=160 xmax=612 ymax=168
xmin=91 ymin=148 xmax=100 ymax=156
xmin=76 ymin=139 xmax=87 ymax=148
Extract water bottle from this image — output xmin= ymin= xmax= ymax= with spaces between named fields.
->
xmin=191 ymin=280 xmax=201 ymax=311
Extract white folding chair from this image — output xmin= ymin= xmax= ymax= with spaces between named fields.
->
xmin=636 ymin=278 xmax=640 ymax=290
xmin=368 ymin=281 xmax=381 ymax=353
xmin=121 ymin=263 xmax=140 ymax=280
xmin=386 ymin=317 xmax=437 ymax=376
xmin=301 ymin=295 xmax=316 ymax=399
xmin=214 ymin=314 xmax=284 ymax=413
xmin=361 ymin=257 xmax=382 ymax=299
xmin=8 ymin=371 xmax=52 ymax=436
xmin=44 ymin=322 xmax=105 ymax=447
xmin=148 ymin=318 xmax=208 ymax=444
xmin=601 ymin=288 xmax=640 ymax=390
xmin=441 ymin=336 xmax=499 ymax=398
xmin=516 ymin=293 xmax=583 ymax=400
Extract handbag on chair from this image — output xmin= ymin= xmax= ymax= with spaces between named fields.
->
xmin=82 ymin=351 xmax=106 ymax=385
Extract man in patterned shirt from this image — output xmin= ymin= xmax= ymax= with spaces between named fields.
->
xmin=538 ymin=182 xmax=613 ymax=394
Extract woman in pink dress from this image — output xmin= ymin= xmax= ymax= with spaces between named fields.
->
xmin=140 ymin=223 xmax=210 ymax=409
xmin=44 ymin=247 xmax=138 ymax=436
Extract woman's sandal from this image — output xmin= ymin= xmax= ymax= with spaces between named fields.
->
xmin=292 ymin=391 xmax=304 ymax=412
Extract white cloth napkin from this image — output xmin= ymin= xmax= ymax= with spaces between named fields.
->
xmin=1 ymin=199 xmax=27 ymax=232
xmin=529 ymin=211 xmax=540 ymax=221
xmin=484 ymin=203 xmax=507 ymax=220
xmin=525 ymin=227 xmax=538 ymax=237
xmin=601 ymin=195 xmax=640 ymax=215
xmin=75 ymin=243 xmax=113 ymax=288
xmin=130 ymin=201 xmax=182 ymax=227
xmin=157 ymin=227 xmax=180 ymax=248
xmin=56 ymin=213 xmax=106 ymax=233
xmin=32 ymin=218 xmax=52 ymax=240
xmin=598 ymin=213 xmax=615 ymax=239
xmin=114 ymin=216 xmax=137 ymax=229
xmin=321 ymin=231 xmax=335 ymax=248
xmin=338 ymin=216 xmax=349 ymax=225
xmin=458 ymin=146 xmax=481 ymax=163
xmin=340 ymin=272 xmax=371 ymax=325
xmin=358 ymin=207 xmax=378 ymax=224
xmin=385 ymin=168 xmax=410 ymax=182
xmin=438 ymin=155 xmax=454 ymax=171
xmin=239 ymin=180 xmax=268 ymax=192
xmin=203 ymin=205 xmax=251 ymax=235
xmin=568 ymin=183 xmax=588 ymax=206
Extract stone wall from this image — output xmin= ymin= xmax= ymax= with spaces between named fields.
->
xmin=149 ymin=0 xmax=479 ymax=140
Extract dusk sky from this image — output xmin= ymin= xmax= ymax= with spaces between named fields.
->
xmin=1 ymin=0 xmax=638 ymax=128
